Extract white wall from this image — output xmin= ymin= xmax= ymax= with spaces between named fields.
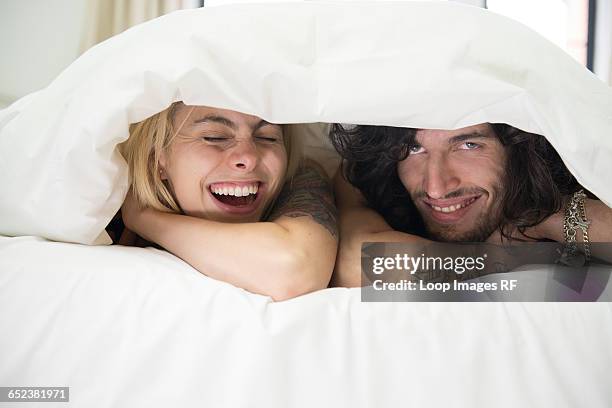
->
xmin=206 ymin=0 xmax=485 ymax=5
xmin=594 ymin=0 xmax=612 ymax=84
xmin=0 ymin=0 xmax=87 ymax=108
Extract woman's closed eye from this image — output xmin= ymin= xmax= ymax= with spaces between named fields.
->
xmin=255 ymin=135 xmax=281 ymax=143
xmin=202 ymin=136 xmax=230 ymax=143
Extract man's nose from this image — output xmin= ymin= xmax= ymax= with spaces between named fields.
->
xmin=422 ymin=155 xmax=460 ymax=199
xmin=227 ymin=139 xmax=259 ymax=172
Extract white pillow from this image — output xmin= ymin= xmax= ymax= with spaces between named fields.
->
xmin=1 ymin=1 xmax=610 ymax=244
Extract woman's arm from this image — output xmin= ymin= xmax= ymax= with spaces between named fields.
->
xmin=122 ymin=162 xmax=338 ymax=301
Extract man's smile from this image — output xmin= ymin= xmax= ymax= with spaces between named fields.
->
xmin=421 ymin=195 xmax=482 ymax=224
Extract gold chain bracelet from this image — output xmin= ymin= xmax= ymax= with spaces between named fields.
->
xmin=561 ymin=189 xmax=591 ymax=264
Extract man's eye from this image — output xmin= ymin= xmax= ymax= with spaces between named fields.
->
xmin=408 ymin=145 xmax=424 ymax=154
xmin=461 ymin=142 xmax=481 ymax=150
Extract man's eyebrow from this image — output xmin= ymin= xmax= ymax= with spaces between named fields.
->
xmin=192 ymin=115 xmax=237 ymax=130
xmin=448 ymin=132 xmax=494 ymax=144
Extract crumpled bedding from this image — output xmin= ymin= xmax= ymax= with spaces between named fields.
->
xmin=1 ymin=236 xmax=611 ymax=407
xmin=0 ymin=1 xmax=610 ymax=245
xmin=1 ymin=2 xmax=611 ymax=407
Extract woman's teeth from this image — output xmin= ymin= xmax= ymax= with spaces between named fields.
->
xmin=431 ymin=197 xmax=477 ymax=213
xmin=210 ymin=183 xmax=259 ymax=197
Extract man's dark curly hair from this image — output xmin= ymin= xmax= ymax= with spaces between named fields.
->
xmin=330 ymin=123 xmax=582 ymax=240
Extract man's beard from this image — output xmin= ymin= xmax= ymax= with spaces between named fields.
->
xmin=414 ymin=185 xmax=504 ymax=242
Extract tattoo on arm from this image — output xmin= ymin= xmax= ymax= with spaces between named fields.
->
xmin=268 ymin=163 xmax=339 ymax=239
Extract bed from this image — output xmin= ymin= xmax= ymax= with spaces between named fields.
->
xmin=1 ymin=2 xmax=611 ymax=407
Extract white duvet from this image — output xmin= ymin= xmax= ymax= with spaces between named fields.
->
xmin=1 ymin=2 xmax=612 ymax=407
xmin=1 ymin=236 xmax=611 ymax=407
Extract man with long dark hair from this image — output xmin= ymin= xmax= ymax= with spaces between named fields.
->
xmin=330 ymin=123 xmax=612 ymax=286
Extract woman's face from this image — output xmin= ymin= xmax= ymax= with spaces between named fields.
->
xmin=159 ymin=105 xmax=288 ymax=223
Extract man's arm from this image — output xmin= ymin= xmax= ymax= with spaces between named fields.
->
xmin=332 ymin=171 xmax=564 ymax=287
xmin=530 ymin=197 xmax=612 ymax=263
xmin=332 ymin=171 xmax=427 ymax=288
xmin=122 ymin=162 xmax=338 ymax=301
xmin=534 ymin=199 xmax=612 ymax=242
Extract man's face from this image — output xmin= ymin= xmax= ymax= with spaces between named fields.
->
xmin=159 ymin=105 xmax=288 ymax=223
xmin=397 ymin=124 xmax=507 ymax=242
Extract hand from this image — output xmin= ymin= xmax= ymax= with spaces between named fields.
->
xmin=121 ymin=189 xmax=151 ymax=237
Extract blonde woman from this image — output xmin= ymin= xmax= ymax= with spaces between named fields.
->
xmin=117 ymin=102 xmax=337 ymax=301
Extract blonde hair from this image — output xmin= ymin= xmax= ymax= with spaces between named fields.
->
xmin=119 ymin=102 xmax=303 ymax=214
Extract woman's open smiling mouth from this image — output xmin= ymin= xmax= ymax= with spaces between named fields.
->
xmin=208 ymin=181 xmax=264 ymax=214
